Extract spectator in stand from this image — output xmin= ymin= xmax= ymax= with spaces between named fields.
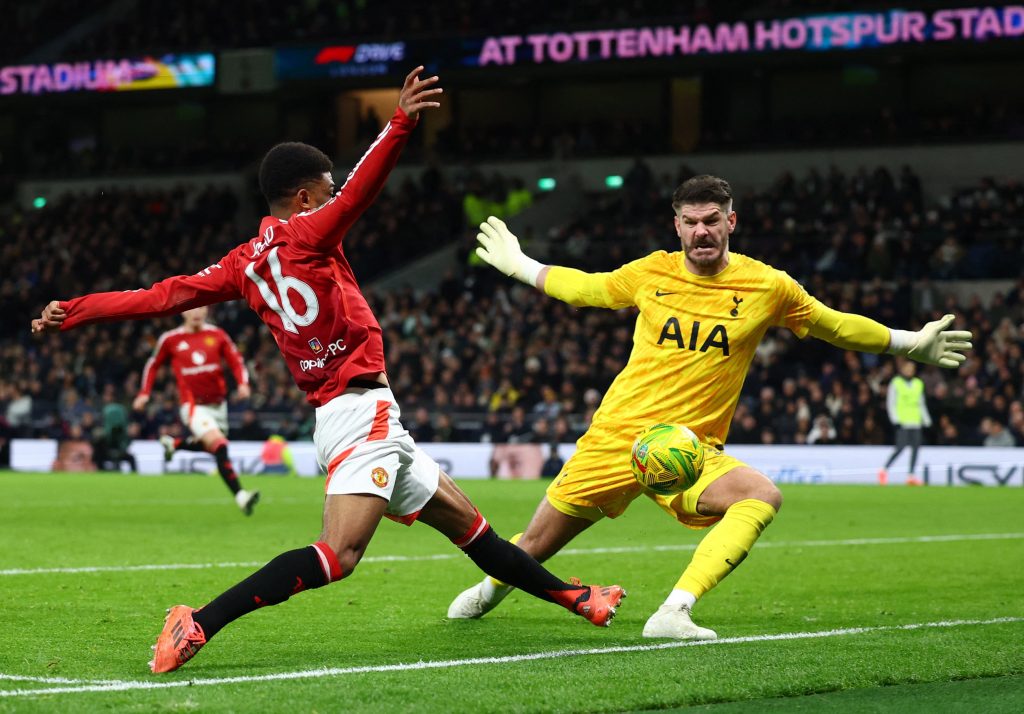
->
xmin=502 ymin=406 xmax=532 ymax=443
xmin=806 ymin=414 xmax=837 ymax=445
xmin=235 ymin=410 xmax=268 ymax=442
xmin=541 ymin=444 xmax=565 ymax=478
xmin=981 ymin=417 xmax=1016 ymax=448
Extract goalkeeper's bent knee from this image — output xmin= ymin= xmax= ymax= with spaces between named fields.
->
xmin=676 ymin=499 xmax=777 ymax=600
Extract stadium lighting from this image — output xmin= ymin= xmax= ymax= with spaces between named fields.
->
xmin=605 ymin=175 xmax=624 ymax=189
xmin=537 ymin=177 xmax=557 ymax=191
xmin=32 ymin=196 xmax=47 ymax=209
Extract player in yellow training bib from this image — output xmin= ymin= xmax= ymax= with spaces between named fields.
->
xmin=449 ymin=175 xmax=973 ymax=640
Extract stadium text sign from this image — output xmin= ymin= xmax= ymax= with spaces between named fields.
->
xmin=10 ymin=440 xmax=1024 ymax=486
xmin=0 ymin=53 xmax=215 ymax=96
xmin=477 ymin=6 xmax=1024 ymax=65
xmin=276 ymin=43 xmax=407 ymax=80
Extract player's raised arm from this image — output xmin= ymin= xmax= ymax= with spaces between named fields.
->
xmin=134 ymin=332 xmax=174 ymax=410
xmin=808 ymin=308 xmax=972 ymax=369
xmin=475 ymin=216 xmax=633 ymax=309
xmin=31 ymin=258 xmax=241 ymax=334
xmin=773 ymin=271 xmax=972 ymax=369
xmin=293 ymin=66 xmax=442 ymax=247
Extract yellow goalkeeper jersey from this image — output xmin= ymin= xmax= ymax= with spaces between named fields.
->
xmin=578 ymin=250 xmax=824 ymax=449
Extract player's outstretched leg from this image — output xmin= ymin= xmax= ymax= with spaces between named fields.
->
xmin=150 ymin=493 xmax=383 ymax=673
xmin=200 ymin=431 xmax=259 ymax=515
xmin=447 ymin=496 xmax=594 ymax=620
xmin=422 ymin=474 xmax=621 ymax=627
xmin=644 ymin=468 xmax=779 ymax=640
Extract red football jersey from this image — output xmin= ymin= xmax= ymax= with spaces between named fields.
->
xmin=59 ymin=107 xmax=416 ymax=407
xmin=140 ymin=324 xmax=248 ymax=406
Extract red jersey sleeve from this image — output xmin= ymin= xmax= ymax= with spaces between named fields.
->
xmin=59 ymin=256 xmax=241 ymax=331
xmin=290 ymin=107 xmax=417 ymax=251
xmin=220 ymin=329 xmax=249 ymax=386
xmin=138 ymin=333 xmax=172 ymax=397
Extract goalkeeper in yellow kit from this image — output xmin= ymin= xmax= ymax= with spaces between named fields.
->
xmin=448 ymin=175 xmax=973 ymax=639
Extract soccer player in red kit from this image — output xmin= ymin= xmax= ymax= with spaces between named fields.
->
xmin=32 ymin=67 xmax=625 ymax=674
xmin=134 ymin=306 xmax=260 ymax=515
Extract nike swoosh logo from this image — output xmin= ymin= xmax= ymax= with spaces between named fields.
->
xmin=655 ymin=290 xmax=676 ymax=296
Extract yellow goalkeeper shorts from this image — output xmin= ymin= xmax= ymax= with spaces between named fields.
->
xmin=546 ymin=436 xmax=747 ymax=529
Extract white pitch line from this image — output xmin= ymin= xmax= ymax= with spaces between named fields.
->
xmin=1 ymin=617 xmax=1021 ymax=699
xmin=1 ymin=532 xmax=1022 ymax=577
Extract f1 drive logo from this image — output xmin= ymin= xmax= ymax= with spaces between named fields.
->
xmin=315 ymin=43 xmax=405 ymax=65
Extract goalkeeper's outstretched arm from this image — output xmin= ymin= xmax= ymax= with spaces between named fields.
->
xmin=475 ymin=216 xmax=626 ymax=309
xmin=807 ymin=305 xmax=973 ymax=369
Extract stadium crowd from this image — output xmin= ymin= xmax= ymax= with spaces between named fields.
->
xmin=14 ymin=100 xmax=1024 ymax=183
xmin=50 ymin=1 xmax=868 ymax=61
xmin=2 ymin=164 xmax=1023 ymax=468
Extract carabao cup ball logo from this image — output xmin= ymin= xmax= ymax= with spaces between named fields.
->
xmin=630 ymin=423 xmax=705 ymax=495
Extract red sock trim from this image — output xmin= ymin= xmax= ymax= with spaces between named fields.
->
xmin=312 ymin=541 xmax=343 ymax=583
xmin=207 ymin=437 xmax=229 ymax=454
xmin=451 ymin=510 xmax=489 ymax=549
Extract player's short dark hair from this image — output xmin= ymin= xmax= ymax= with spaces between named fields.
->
xmin=258 ymin=142 xmax=333 ymax=205
xmin=671 ymin=175 xmax=733 ymax=213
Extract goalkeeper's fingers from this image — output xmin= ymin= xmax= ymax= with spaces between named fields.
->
xmin=938 ymin=352 xmax=967 ymax=369
xmin=485 ymin=216 xmax=509 ymax=233
xmin=479 ymin=220 xmax=500 ymax=242
xmin=475 ymin=245 xmax=495 ymax=265
xmin=476 ymin=230 xmax=494 ymax=251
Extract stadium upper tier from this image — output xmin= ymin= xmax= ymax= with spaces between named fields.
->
xmin=12 ymin=1 xmax=861 ymax=63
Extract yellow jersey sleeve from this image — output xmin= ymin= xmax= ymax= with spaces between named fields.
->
xmin=807 ymin=304 xmax=891 ymax=353
xmin=544 ymin=253 xmax=664 ymax=309
xmin=772 ymin=270 xmax=825 ymax=338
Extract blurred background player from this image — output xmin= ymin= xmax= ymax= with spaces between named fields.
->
xmin=450 ymin=177 xmax=972 ymax=640
xmin=133 ymin=306 xmax=259 ymax=515
xmin=879 ymin=360 xmax=931 ymax=486
xmin=32 ymin=67 xmax=625 ymax=673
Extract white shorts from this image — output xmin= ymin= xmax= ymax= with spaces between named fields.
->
xmin=314 ymin=387 xmax=440 ymax=525
xmin=179 ymin=402 xmax=228 ymax=439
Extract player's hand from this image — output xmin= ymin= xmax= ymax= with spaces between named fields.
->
xmin=398 ymin=66 xmax=442 ymax=119
xmin=132 ymin=394 xmax=150 ymax=411
xmin=236 ymin=383 xmax=251 ymax=400
xmin=475 ymin=216 xmax=544 ymax=286
xmin=31 ymin=300 xmax=65 ymax=334
xmin=905 ymin=314 xmax=973 ymax=369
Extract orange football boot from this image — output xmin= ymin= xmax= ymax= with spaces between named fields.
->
xmin=563 ymin=578 xmax=626 ymax=627
xmin=150 ymin=605 xmax=207 ymax=673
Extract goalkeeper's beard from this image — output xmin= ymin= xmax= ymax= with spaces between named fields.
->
xmin=683 ymin=235 xmax=727 ymax=268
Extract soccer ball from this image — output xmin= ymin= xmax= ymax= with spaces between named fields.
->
xmin=630 ymin=423 xmax=705 ymax=495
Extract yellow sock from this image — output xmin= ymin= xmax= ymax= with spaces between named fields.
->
xmin=488 ymin=532 xmax=523 ymax=587
xmin=675 ymin=498 xmax=777 ymax=600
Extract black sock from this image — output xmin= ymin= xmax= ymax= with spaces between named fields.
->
xmin=193 ymin=543 xmax=340 ymax=639
xmin=212 ymin=443 xmax=242 ymax=495
xmin=459 ymin=524 xmax=585 ymax=605
xmin=174 ymin=437 xmax=206 ymax=452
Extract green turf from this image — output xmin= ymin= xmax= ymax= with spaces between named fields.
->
xmin=1 ymin=471 xmax=1022 ymax=713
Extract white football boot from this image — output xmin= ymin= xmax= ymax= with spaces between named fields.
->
xmin=158 ymin=434 xmax=176 ymax=463
xmin=642 ymin=604 xmax=718 ymax=640
xmin=447 ymin=577 xmax=514 ymax=619
xmin=235 ymin=489 xmax=260 ymax=516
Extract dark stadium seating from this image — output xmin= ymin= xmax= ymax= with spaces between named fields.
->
xmin=2 ymin=165 xmax=1022 ymax=460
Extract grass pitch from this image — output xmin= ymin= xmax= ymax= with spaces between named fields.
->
xmin=1 ymin=471 xmax=1022 ymax=712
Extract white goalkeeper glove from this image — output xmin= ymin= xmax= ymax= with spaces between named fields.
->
xmin=475 ymin=216 xmax=545 ymax=286
xmin=888 ymin=314 xmax=973 ymax=369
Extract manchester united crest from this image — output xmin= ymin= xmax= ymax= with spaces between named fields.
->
xmin=371 ymin=467 xmax=389 ymax=488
